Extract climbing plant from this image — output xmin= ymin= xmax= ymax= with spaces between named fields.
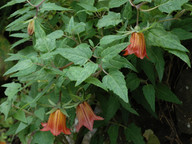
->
xmin=0 ymin=0 xmax=192 ymax=143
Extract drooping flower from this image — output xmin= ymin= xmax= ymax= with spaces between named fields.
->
xmin=41 ymin=109 xmax=71 ymax=136
xmin=123 ymin=32 xmax=148 ymax=59
xmin=76 ymin=101 xmax=104 ymax=132
xmin=27 ymin=19 xmax=35 ymax=35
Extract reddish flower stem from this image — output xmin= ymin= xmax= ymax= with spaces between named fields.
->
xmin=59 ymin=62 xmax=74 ymax=71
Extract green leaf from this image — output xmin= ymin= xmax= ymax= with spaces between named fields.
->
xmin=98 ymin=94 xmax=120 ymax=122
xmin=147 ymin=47 xmax=165 ymax=81
xmin=97 ymin=12 xmax=122 ymax=29
xmin=101 ymin=42 xmax=128 ymax=62
xmin=158 ymin=0 xmax=188 ymax=13
xmin=1 ymin=0 xmax=26 ymax=9
xmin=124 ymin=123 xmax=145 ymax=144
xmin=35 ymin=19 xmax=46 ymax=39
xmin=4 ymin=59 xmax=33 ymax=76
xmin=66 ymin=66 xmax=83 ymax=81
xmin=142 ymin=85 xmax=155 ymax=112
xmin=10 ymin=33 xmax=29 ymax=38
xmin=58 ymin=43 xmax=92 ymax=65
xmin=103 ymin=55 xmax=137 ymax=72
xmin=171 ymin=28 xmax=192 ymax=40
xmin=11 ymin=65 xmax=37 ymax=77
xmin=75 ymin=62 xmax=98 ymax=86
xmin=155 ymin=83 xmax=182 ymax=104
xmin=41 ymin=2 xmax=71 ymax=12
xmin=66 ymin=16 xmax=75 ymax=34
xmin=119 ymin=99 xmax=139 ymax=115
xmin=107 ymin=125 xmax=119 ymax=144
xmin=15 ymin=122 xmax=28 ymax=134
xmin=78 ymin=3 xmax=97 ymax=12
xmin=6 ymin=122 xmax=20 ymax=135
xmin=14 ymin=110 xmax=28 ymax=123
xmin=168 ymin=49 xmax=191 ymax=67
xmin=0 ymin=101 xmax=11 ymax=120
xmin=15 ymin=116 xmax=33 ymax=134
xmin=31 ymin=131 xmax=54 ymax=144
xmin=122 ymin=2 xmax=132 ymax=20
xmin=133 ymin=88 xmax=157 ymax=117
xmin=85 ymin=77 xmax=108 ymax=91
xmin=147 ymin=27 xmax=189 ymax=52
xmin=66 ymin=17 xmax=86 ymax=34
xmin=6 ymin=12 xmax=33 ymax=31
xmin=90 ymin=132 xmax=104 ymax=144
xmin=139 ymin=60 xmax=156 ymax=84
xmin=9 ymin=7 xmax=31 ymax=18
xmin=2 ymin=82 xmax=21 ymax=101
xmin=134 ymin=0 xmax=152 ymax=3
xmin=11 ymin=38 xmax=30 ymax=49
xmin=126 ymin=73 xmax=140 ymax=91
xmin=109 ymin=0 xmax=128 ymax=8
xmin=80 ymin=0 xmax=95 ymax=5
xmin=100 ymin=35 xmax=125 ymax=46
xmin=171 ymin=18 xmax=192 ymax=31
xmin=34 ymin=108 xmax=45 ymax=121
xmin=47 ymin=30 xmax=64 ymax=39
xmin=5 ymin=46 xmax=37 ymax=62
xmin=35 ymin=37 xmax=56 ymax=52
xmin=103 ymin=70 xmax=128 ymax=103
xmin=28 ymin=79 xmax=55 ymax=105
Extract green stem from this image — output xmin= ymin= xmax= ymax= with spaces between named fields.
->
xmin=59 ymin=91 xmax=62 ymax=108
xmin=136 ymin=9 xmax=139 ymax=26
xmin=13 ymin=105 xmax=35 ymax=116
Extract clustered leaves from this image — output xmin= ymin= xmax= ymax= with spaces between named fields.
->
xmin=0 ymin=0 xmax=191 ymax=143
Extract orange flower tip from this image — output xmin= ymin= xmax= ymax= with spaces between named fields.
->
xmin=63 ymin=129 xmax=71 ymax=135
xmin=41 ymin=123 xmax=47 ymax=127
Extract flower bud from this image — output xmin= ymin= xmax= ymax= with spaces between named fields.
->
xmin=27 ymin=19 xmax=35 ymax=35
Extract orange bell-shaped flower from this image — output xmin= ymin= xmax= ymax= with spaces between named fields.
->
xmin=123 ymin=32 xmax=148 ymax=59
xmin=27 ymin=19 xmax=35 ymax=35
xmin=41 ymin=109 xmax=71 ymax=136
xmin=76 ymin=102 xmax=104 ymax=132
xmin=0 ymin=142 xmax=6 ymax=144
